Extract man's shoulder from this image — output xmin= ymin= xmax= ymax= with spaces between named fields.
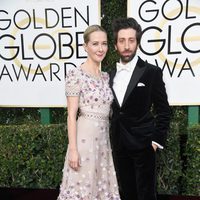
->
xmin=139 ymin=57 xmax=161 ymax=72
xmin=108 ymin=67 xmax=116 ymax=75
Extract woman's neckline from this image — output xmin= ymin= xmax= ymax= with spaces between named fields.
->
xmin=80 ymin=66 xmax=102 ymax=80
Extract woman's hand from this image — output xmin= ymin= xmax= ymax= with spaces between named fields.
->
xmin=68 ymin=149 xmax=81 ymax=171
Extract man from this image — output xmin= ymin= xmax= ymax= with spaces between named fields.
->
xmin=109 ymin=17 xmax=171 ymax=200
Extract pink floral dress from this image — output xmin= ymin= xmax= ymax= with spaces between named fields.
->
xmin=57 ymin=66 xmax=121 ymax=200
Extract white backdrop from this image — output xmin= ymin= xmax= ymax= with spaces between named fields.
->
xmin=0 ymin=0 xmax=100 ymax=107
xmin=128 ymin=0 xmax=200 ymax=105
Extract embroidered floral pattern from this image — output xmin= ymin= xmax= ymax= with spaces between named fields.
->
xmin=58 ymin=67 xmax=120 ymax=200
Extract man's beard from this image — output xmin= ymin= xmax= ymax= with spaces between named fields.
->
xmin=120 ymin=51 xmax=136 ymax=64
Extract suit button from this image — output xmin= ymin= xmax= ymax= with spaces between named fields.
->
xmin=119 ymin=111 xmax=124 ymax=115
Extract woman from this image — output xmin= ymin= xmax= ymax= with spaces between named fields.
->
xmin=57 ymin=25 xmax=120 ymax=200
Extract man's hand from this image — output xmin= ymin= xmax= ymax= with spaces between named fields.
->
xmin=152 ymin=143 xmax=158 ymax=152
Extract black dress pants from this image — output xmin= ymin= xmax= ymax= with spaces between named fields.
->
xmin=113 ymin=146 xmax=157 ymax=200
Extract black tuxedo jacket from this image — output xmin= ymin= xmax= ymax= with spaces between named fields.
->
xmin=109 ymin=57 xmax=171 ymax=151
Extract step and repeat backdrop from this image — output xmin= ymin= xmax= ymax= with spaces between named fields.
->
xmin=0 ymin=0 xmax=199 ymax=107
xmin=128 ymin=0 xmax=200 ymax=105
xmin=0 ymin=0 xmax=100 ymax=107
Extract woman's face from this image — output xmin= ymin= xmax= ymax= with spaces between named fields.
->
xmin=84 ymin=31 xmax=108 ymax=64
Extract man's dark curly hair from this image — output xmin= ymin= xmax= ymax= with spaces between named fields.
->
xmin=112 ymin=17 xmax=142 ymax=45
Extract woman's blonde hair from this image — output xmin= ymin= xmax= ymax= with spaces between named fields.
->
xmin=83 ymin=25 xmax=107 ymax=44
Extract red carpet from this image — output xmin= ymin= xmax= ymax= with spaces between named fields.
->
xmin=0 ymin=188 xmax=199 ymax=200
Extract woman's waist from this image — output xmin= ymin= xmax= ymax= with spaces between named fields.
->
xmin=79 ymin=111 xmax=109 ymax=121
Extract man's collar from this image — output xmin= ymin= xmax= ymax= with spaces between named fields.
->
xmin=118 ymin=55 xmax=139 ymax=70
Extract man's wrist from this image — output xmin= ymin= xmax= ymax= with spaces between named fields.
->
xmin=152 ymin=141 xmax=163 ymax=149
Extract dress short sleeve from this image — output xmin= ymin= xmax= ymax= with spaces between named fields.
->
xmin=65 ymin=68 xmax=80 ymax=96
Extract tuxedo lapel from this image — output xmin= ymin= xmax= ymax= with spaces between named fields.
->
xmin=122 ymin=58 xmax=147 ymax=106
xmin=110 ymin=69 xmax=121 ymax=107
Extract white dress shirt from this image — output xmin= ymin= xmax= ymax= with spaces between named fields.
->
xmin=113 ymin=55 xmax=163 ymax=149
xmin=113 ymin=56 xmax=138 ymax=106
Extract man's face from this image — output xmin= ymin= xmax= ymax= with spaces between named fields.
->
xmin=115 ymin=28 xmax=138 ymax=64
